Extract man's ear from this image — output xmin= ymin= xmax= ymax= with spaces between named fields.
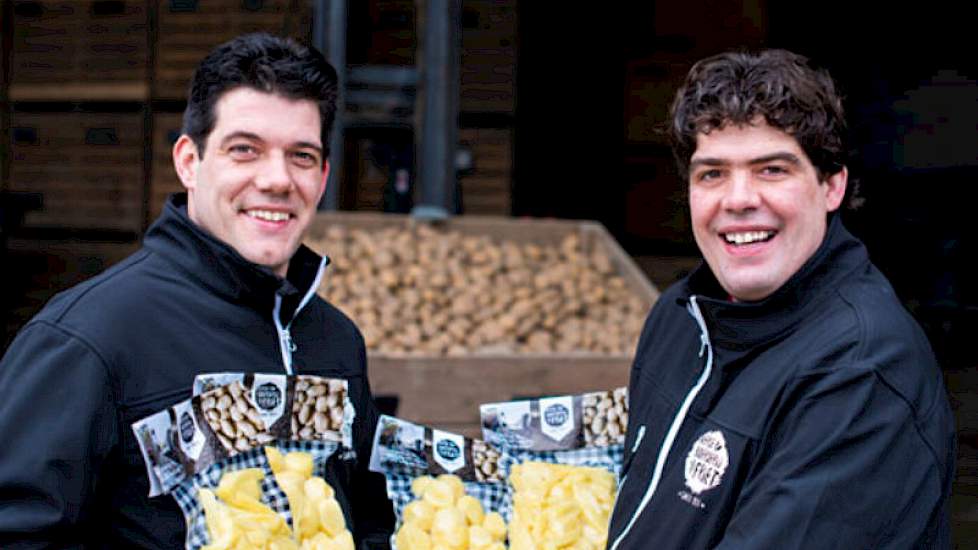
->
xmin=172 ymin=135 xmax=200 ymax=191
xmin=823 ymin=166 xmax=848 ymax=212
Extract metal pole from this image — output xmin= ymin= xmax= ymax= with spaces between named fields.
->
xmin=315 ymin=0 xmax=346 ymax=210
xmin=412 ymin=0 xmax=460 ymax=220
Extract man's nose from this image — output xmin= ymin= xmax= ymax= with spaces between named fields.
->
xmin=254 ymin=153 xmax=292 ymax=193
xmin=721 ymin=171 xmax=760 ymax=212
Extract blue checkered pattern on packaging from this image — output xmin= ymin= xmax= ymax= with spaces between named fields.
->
xmin=173 ymin=446 xmax=291 ymax=550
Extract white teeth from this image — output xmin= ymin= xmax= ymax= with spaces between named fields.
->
xmin=724 ymin=231 xmax=773 ymax=244
xmin=246 ymin=210 xmax=290 ymax=222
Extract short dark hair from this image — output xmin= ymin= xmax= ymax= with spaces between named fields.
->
xmin=669 ymin=49 xmax=846 ymax=181
xmin=182 ymin=33 xmax=338 ymax=161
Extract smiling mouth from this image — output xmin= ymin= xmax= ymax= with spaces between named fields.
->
xmin=245 ymin=209 xmax=292 ymax=222
xmin=721 ymin=230 xmax=776 ymax=245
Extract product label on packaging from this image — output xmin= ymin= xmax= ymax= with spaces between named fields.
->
xmin=432 ymin=430 xmax=466 ymax=473
xmin=539 ymin=396 xmax=576 ymax=442
xmin=251 ymin=373 xmax=287 ymax=427
xmin=173 ymin=399 xmax=206 ymax=461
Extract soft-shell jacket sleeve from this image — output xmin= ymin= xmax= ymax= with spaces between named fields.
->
xmin=715 ymin=363 xmax=951 ymax=550
xmin=0 ymin=321 xmax=119 ymax=548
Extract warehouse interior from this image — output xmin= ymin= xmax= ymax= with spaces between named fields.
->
xmin=1 ymin=0 xmax=976 ymax=546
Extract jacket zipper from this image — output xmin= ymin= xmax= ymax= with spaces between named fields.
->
xmin=609 ymin=295 xmax=714 ymax=550
xmin=273 ymin=257 xmax=328 ymax=375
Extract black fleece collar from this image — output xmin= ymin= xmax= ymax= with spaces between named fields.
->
xmin=142 ymin=193 xmax=329 ymax=315
xmin=681 ymin=213 xmax=870 ymax=355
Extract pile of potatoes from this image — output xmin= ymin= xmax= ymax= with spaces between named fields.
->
xmin=306 ymin=223 xmax=650 ymax=357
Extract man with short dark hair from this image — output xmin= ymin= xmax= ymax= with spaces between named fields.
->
xmin=0 ymin=33 xmax=393 ymax=548
xmin=607 ymin=49 xmax=955 ymax=549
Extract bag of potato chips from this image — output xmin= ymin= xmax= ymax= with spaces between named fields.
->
xmin=369 ymin=415 xmax=511 ymax=550
xmin=478 ymin=388 xmax=630 ymax=550
xmin=132 ymin=374 xmax=360 ymax=549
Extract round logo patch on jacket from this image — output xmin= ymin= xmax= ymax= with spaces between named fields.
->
xmin=684 ymin=430 xmax=729 ymax=495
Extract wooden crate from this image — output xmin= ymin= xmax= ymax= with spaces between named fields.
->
xmin=460 ymin=0 xmax=516 ymax=113
xmin=150 ymin=112 xmax=184 ymax=220
xmin=459 ymin=128 xmax=512 ymax=215
xmin=8 ymin=111 xmax=144 ymax=232
xmin=9 ymin=0 xmax=149 ymax=100
xmin=305 ymin=212 xmax=658 ymax=436
xmin=154 ymin=0 xmax=314 ymax=99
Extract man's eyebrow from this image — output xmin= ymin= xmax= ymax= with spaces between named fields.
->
xmin=218 ymin=131 xmax=262 ymax=147
xmin=749 ymin=152 xmax=802 ymax=165
xmin=219 ymin=132 xmax=322 ymax=154
xmin=689 ymin=157 xmax=727 ymax=170
xmin=689 ymin=152 xmax=802 ymax=169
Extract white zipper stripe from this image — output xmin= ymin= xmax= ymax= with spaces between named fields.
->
xmin=295 ymin=257 xmax=328 ymax=315
xmin=610 ymin=424 xmax=647 ymax=518
xmin=273 ymin=294 xmax=292 ymax=375
xmin=272 ymin=257 xmax=329 ymax=376
xmin=631 ymin=424 xmax=647 ymax=454
xmin=610 ymin=296 xmax=713 ymax=550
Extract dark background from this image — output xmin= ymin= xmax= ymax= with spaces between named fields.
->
xmin=513 ymin=2 xmax=977 ymax=370
xmin=2 ymin=3 xmax=977 ymax=545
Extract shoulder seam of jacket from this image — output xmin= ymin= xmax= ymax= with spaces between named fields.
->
xmin=18 ymin=319 xmax=119 ymax=404
xmin=49 ymin=249 xmax=153 ymax=325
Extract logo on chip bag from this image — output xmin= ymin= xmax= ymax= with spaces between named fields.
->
xmin=431 ymin=430 xmax=466 ymax=473
xmin=544 ymin=404 xmax=570 ymax=427
xmin=179 ymin=411 xmax=195 ymax=443
xmin=255 ymin=382 xmax=282 ymax=410
xmin=436 ymin=439 xmax=462 ymax=461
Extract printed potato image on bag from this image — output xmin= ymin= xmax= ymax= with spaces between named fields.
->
xmin=194 ymin=373 xmax=354 ymax=450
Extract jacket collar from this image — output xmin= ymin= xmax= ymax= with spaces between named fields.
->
xmin=681 ymin=213 xmax=869 ymax=355
xmin=142 ymin=193 xmax=329 ymax=316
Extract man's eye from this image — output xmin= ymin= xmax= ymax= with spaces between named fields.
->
xmin=698 ymin=169 xmax=722 ymax=182
xmin=228 ymin=144 xmax=256 ymax=156
xmin=293 ymin=151 xmax=320 ymax=166
xmin=761 ymin=165 xmax=788 ymax=176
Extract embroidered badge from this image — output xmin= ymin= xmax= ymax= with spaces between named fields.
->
xmin=684 ymin=430 xmax=728 ymax=495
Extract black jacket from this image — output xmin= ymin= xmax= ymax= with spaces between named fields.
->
xmin=607 ymin=215 xmax=955 ymax=549
xmin=0 ymin=194 xmax=394 ymax=548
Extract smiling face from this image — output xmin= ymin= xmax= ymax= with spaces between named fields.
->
xmin=688 ymin=120 xmax=847 ymax=301
xmin=173 ymin=87 xmax=328 ymax=277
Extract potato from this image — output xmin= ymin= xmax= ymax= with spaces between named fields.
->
xmin=306 ymin=222 xmax=650 ymax=357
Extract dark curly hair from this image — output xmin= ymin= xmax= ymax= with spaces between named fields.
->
xmin=182 ymin=32 xmax=338 ymax=163
xmin=669 ymin=49 xmax=846 ymax=181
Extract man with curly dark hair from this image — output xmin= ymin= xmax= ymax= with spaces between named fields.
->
xmin=607 ymin=49 xmax=955 ymax=549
